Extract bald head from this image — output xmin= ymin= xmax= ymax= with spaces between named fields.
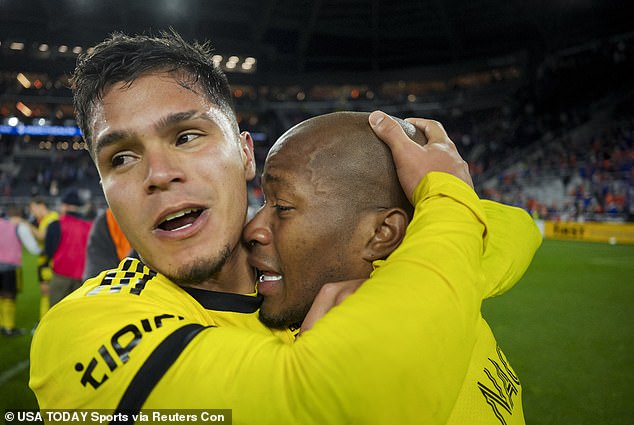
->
xmin=246 ymin=112 xmax=427 ymax=328
xmin=266 ymin=111 xmax=426 ymax=219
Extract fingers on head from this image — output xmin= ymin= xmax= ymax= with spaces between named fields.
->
xmin=406 ymin=118 xmax=449 ymax=145
xmin=369 ymin=111 xmax=408 ymax=147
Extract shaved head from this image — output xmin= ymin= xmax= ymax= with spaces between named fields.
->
xmin=246 ymin=111 xmax=428 ymax=328
xmin=266 ymin=111 xmax=427 ymax=220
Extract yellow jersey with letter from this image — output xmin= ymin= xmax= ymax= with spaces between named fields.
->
xmin=31 ymin=173 xmax=538 ymax=424
xmin=444 ymin=199 xmax=541 ymax=425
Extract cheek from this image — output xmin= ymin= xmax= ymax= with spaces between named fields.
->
xmin=102 ymin=178 xmax=124 ymax=205
xmin=195 ymin=149 xmax=248 ymax=191
xmin=283 ymin=232 xmax=331 ymax=283
xmin=101 ymin=180 xmax=137 ymax=229
xmin=301 ymin=223 xmax=355 ymax=280
xmin=211 ymin=169 xmax=248 ymax=215
xmin=275 ymin=228 xmax=308 ymax=274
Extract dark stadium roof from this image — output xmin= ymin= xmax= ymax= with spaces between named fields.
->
xmin=1 ymin=0 xmax=632 ymax=78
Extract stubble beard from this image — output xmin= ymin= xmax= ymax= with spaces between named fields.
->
xmin=257 ymin=264 xmax=352 ymax=330
xmin=258 ymin=282 xmax=324 ymax=330
xmin=258 ymin=304 xmax=308 ymax=330
xmin=168 ymin=245 xmax=233 ymax=287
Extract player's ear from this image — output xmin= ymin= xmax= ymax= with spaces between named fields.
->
xmin=361 ymin=208 xmax=408 ymax=262
xmin=239 ymin=131 xmax=256 ymax=180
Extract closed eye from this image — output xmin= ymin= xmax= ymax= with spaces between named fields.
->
xmin=272 ymin=204 xmax=294 ymax=213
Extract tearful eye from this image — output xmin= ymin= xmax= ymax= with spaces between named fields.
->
xmin=272 ymin=204 xmax=294 ymax=215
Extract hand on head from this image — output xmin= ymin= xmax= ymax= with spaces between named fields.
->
xmin=369 ymin=111 xmax=473 ymax=202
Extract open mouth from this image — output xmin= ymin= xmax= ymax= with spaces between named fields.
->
xmin=256 ymin=269 xmax=283 ymax=283
xmin=158 ymin=208 xmax=203 ymax=231
xmin=259 ymin=273 xmax=283 ymax=283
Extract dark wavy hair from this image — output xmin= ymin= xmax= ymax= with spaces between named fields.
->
xmin=71 ymin=30 xmax=236 ymax=155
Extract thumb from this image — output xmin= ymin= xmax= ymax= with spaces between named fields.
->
xmin=369 ymin=111 xmax=410 ymax=156
xmin=369 ymin=110 xmax=423 ymax=201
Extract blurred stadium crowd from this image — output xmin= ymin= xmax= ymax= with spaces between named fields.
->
xmin=1 ymin=32 xmax=632 ymax=223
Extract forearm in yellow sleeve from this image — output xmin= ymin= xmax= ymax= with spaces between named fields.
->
xmin=149 ymin=172 xmax=488 ymax=425
xmin=480 ymin=200 xmax=543 ymax=298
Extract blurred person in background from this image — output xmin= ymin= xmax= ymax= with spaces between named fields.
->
xmin=44 ymin=189 xmax=92 ymax=307
xmin=27 ymin=197 xmax=59 ymax=320
xmin=0 ymin=206 xmax=41 ymax=336
xmin=82 ymin=207 xmax=134 ymax=281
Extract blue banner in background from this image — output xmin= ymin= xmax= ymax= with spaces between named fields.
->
xmin=0 ymin=125 xmax=267 ymax=141
xmin=0 ymin=125 xmax=82 ymax=137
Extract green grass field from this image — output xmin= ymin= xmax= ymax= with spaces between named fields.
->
xmin=481 ymin=239 xmax=634 ymax=425
xmin=1 ymin=239 xmax=633 ymax=424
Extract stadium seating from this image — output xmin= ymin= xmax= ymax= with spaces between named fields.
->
xmin=1 ymin=34 xmax=632 ymax=222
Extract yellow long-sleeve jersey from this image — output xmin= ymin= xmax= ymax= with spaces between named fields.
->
xmin=366 ymin=196 xmax=540 ymax=425
xmin=30 ymin=173 xmax=540 ymax=424
xmin=444 ymin=199 xmax=541 ymax=425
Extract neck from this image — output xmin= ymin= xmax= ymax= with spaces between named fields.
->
xmin=184 ymin=244 xmax=255 ymax=294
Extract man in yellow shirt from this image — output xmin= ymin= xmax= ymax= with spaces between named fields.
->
xmin=28 ymin=196 xmax=59 ymax=320
xmin=30 ymin=30 xmax=534 ymax=424
xmin=244 ymin=111 xmax=541 ymax=424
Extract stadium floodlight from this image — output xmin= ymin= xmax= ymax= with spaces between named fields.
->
xmin=38 ymin=44 xmax=49 ymax=52
xmin=72 ymin=46 xmax=82 ymax=54
xmin=10 ymin=42 xmax=25 ymax=50
xmin=7 ymin=117 xmax=20 ymax=127
xmin=58 ymin=45 xmax=69 ymax=53
xmin=17 ymin=73 xmax=31 ymax=88
xmin=16 ymin=102 xmax=33 ymax=117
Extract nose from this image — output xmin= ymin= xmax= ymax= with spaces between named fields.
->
xmin=143 ymin=147 xmax=186 ymax=193
xmin=243 ymin=208 xmax=272 ymax=248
